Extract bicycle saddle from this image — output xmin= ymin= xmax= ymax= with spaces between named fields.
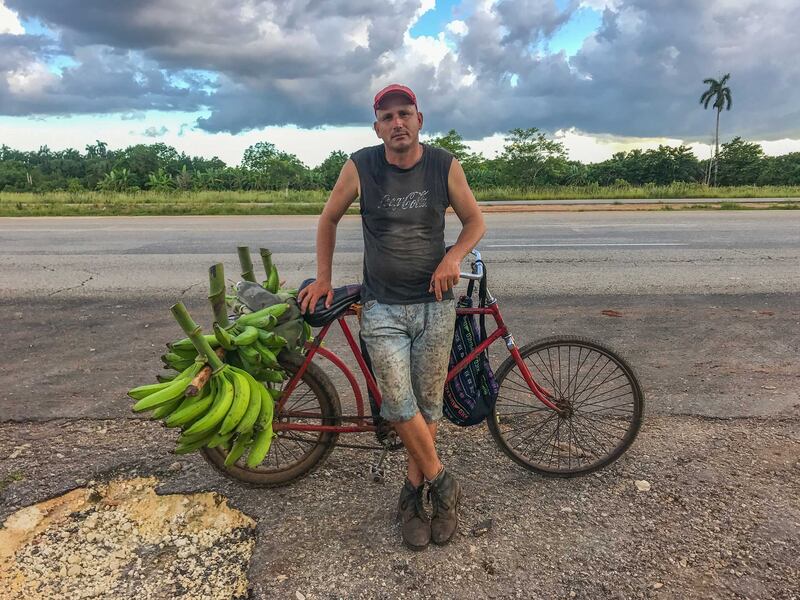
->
xmin=298 ymin=278 xmax=362 ymax=327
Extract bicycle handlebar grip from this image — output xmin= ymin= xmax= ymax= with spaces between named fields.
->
xmin=459 ymin=249 xmax=484 ymax=280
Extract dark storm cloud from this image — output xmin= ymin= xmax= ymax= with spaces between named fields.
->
xmin=0 ymin=41 xmax=209 ymax=116
xmin=3 ymin=0 xmax=799 ymax=141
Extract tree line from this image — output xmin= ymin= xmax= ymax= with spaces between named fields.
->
xmin=1 ymin=130 xmax=798 ymax=193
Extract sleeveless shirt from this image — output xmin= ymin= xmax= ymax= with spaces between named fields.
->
xmin=350 ymin=143 xmax=454 ymax=305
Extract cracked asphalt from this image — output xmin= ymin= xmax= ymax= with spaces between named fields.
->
xmin=1 ymin=211 xmax=799 ymax=599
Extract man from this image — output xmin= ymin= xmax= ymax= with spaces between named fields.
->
xmin=298 ymin=84 xmax=486 ymax=550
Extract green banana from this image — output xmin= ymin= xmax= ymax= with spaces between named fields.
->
xmin=259 ymin=369 xmax=285 ymax=384
xmin=246 ymin=428 xmax=274 ymax=468
xmin=167 ymin=346 xmax=199 ymax=360
xmin=183 ymin=372 xmax=234 ymax=436
xmin=161 ymin=352 xmax=188 ymax=365
xmin=219 ymin=370 xmax=251 ymax=435
xmin=131 ymin=363 xmax=201 ymax=412
xmin=156 ymin=372 xmax=178 ymax=383
xmin=235 ymin=373 xmax=263 ymax=434
xmin=240 ymin=313 xmax=277 ymax=330
xmin=165 ymin=358 xmax=195 ymax=372
xmin=174 ymin=430 xmax=217 ymax=454
xmin=232 ymin=326 xmax=259 ymax=346
xmin=213 ymin=322 xmax=236 ymax=350
xmin=224 ymin=431 xmax=253 ymax=466
xmin=253 ymin=342 xmax=279 ymax=367
xmin=165 ymin=382 xmax=215 ymax=428
xmin=303 ymin=321 xmax=313 ymax=342
xmin=207 ymin=430 xmax=235 ymax=449
xmin=237 ymin=303 xmax=289 ymax=326
xmin=170 ymin=335 xmax=220 ymax=351
xmin=127 ymin=380 xmax=171 ymax=401
xmin=238 ymin=344 xmax=261 ymax=364
xmin=152 ymin=395 xmax=184 ymax=419
xmin=246 ymin=384 xmax=275 ymax=467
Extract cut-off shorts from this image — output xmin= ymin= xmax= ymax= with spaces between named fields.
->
xmin=359 ymin=299 xmax=456 ymax=423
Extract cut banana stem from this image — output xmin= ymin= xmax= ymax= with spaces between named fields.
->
xmin=259 ymin=248 xmax=273 ymax=278
xmin=185 ymin=346 xmax=225 ymax=397
xmin=208 ymin=262 xmax=231 ymax=328
xmin=237 ymin=246 xmax=256 ymax=283
xmin=170 ymin=302 xmax=224 ymax=372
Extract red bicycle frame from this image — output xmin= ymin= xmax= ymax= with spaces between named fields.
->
xmin=273 ymin=300 xmax=559 ymax=434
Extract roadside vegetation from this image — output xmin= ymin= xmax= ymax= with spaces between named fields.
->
xmin=2 ymin=187 xmax=798 ymax=217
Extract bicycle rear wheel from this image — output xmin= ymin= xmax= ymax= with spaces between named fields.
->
xmin=488 ymin=336 xmax=644 ymax=477
xmin=201 ymin=350 xmax=341 ymax=487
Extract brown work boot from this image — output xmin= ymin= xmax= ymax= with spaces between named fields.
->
xmin=427 ymin=468 xmax=462 ymax=545
xmin=397 ymin=479 xmax=430 ymax=551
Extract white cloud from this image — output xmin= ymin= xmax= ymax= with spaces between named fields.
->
xmin=0 ymin=0 xmax=23 ymax=34
xmin=446 ymin=20 xmax=469 ymax=36
xmin=6 ymin=61 xmax=56 ymax=95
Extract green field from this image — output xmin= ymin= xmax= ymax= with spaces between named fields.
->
xmin=2 ymin=185 xmax=799 ymax=217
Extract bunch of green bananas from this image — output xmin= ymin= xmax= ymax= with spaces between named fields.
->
xmin=129 ymin=358 xmax=276 ymax=466
xmin=130 ymin=247 xmax=313 ymax=466
xmin=212 ymin=303 xmax=292 ymax=382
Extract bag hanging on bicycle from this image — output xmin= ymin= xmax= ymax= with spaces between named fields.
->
xmin=443 ymin=262 xmax=499 ymax=427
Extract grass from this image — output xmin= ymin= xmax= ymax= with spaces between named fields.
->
xmin=2 ymin=186 xmax=800 ymax=217
xmin=472 ymin=183 xmax=800 ymax=201
xmin=0 ymin=471 xmax=25 ymax=492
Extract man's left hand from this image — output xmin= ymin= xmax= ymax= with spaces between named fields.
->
xmin=429 ymin=256 xmax=461 ymax=301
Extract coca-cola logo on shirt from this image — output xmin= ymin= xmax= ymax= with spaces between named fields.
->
xmin=378 ymin=190 xmax=430 ymax=211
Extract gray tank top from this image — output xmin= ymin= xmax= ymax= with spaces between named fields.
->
xmin=351 ymin=143 xmax=454 ymax=305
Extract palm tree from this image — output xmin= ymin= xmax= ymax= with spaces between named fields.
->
xmin=700 ymin=73 xmax=732 ymax=186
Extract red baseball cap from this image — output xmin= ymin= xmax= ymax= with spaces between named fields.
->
xmin=373 ymin=84 xmax=417 ymax=111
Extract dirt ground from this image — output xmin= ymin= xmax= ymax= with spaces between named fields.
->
xmin=1 ymin=415 xmax=798 ymax=600
xmin=1 ymin=289 xmax=799 ymax=599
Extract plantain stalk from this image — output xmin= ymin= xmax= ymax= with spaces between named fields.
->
xmin=185 ymin=347 xmax=225 ymax=396
xmin=208 ymin=262 xmax=230 ymax=327
xmin=170 ymin=302 xmax=225 ymax=373
xmin=259 ymin=248 xmax=273 ymax=279
xmin=237 ymin=246 xmax=256 ymax=282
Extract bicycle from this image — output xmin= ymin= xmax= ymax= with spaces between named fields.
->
xmin=202 ymin=249 xmax=645 ymax=486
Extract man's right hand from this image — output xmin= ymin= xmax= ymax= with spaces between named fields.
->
xmin=298 ymin=279 xmax=334 ymax=314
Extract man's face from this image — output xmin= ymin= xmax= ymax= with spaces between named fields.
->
xmin=373 ymin=94 xmax=423 ymax=152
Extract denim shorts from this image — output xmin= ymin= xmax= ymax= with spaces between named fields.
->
xmin=359 ymin=299 xmax=456 ymax=423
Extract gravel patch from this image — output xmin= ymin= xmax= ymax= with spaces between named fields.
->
xmin=0 ymin=477 xmax=255 ymax=599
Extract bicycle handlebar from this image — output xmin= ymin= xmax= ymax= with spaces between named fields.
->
xmin=459 ymin=248 xmax=483 ymax=281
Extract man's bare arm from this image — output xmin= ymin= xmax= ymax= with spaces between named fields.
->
xmin=298 ymin=159 xmax=359 ymax=313
xmin=429 ymin=158 xmax=487 ymax=300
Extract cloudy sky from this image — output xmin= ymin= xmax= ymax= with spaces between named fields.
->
xmin=1 ymin=0 xmax=799 ymax=166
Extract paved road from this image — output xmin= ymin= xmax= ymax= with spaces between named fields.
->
xmin=1 ymin=211 xmax=798 ymax=421
xmin=479 ymin=197 xmax=799 ymax=205
xmin=1 ymin=211 xmax=798 ymax=297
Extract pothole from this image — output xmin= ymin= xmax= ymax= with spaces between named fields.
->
xmin=0 ymin=477 xmax=255 ymax=599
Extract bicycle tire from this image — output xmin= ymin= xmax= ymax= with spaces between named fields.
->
xmin=487 ymin=336 xmax=644 ymax=477
xmin=201 ymin=350 xmax=341 ymax=487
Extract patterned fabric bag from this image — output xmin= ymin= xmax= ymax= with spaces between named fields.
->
xmin=443 ymin=267 xmax=499 ymax=426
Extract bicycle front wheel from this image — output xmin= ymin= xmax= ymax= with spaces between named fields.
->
xmin=488 ymin=336 xmax=644 ymax=477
